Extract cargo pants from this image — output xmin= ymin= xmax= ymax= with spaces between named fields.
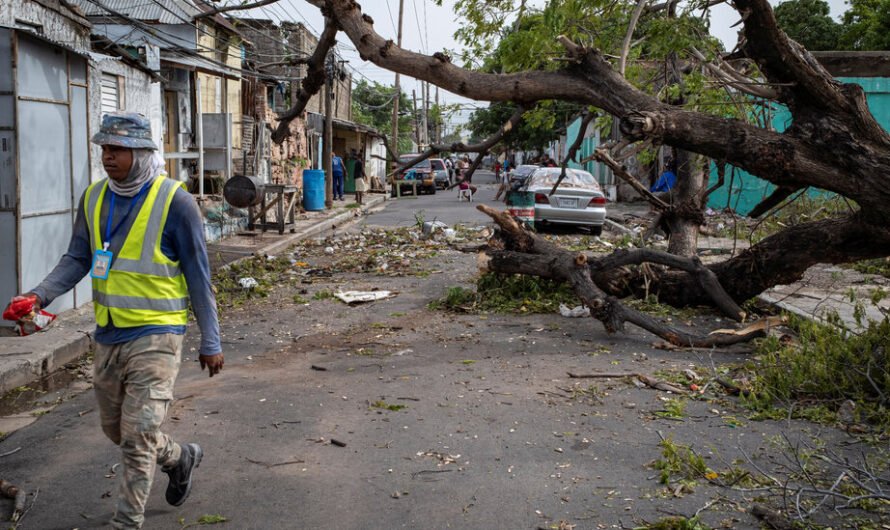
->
xmin=93 ymin=333 xmax=184 ymax=529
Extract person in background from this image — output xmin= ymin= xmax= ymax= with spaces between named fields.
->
xmin=354 ymin=151 xmax=368 ymax=205
xmin=650 ymin=157 xmax=677 ymax=193
xmin=3 ymin=112 xmax=223 ymax=529
xmin=332 ymin=151 xmax=346 ymax=201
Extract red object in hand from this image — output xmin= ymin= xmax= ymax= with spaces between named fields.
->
xmin=3 ymin=294 xmax=38 ymax=321
xmin=3 ymin=294 xmax=55 ymax=336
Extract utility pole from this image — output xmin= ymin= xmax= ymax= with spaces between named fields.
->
xmin=412 ymin=89 xmax=420 ymax=147
xmin=421 ymin=81 xmax=429 ymax=149
xmin=390 ymin=0 xmax=405 ymax=173
xmin=324 ymin=52 xmax=334 ymax=209
xmin=434 ymin=86 xmax=440 ymax=143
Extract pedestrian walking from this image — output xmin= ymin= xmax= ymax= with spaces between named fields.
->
xmin=4 ymin=112 xmax=223 ymax=530
xmin=332 ymin=151 xmax=346 ymax=201
xmin=354 ymin=152 xmax=368 ymax=205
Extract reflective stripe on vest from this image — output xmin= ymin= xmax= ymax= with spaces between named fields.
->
xmin=85 ymin=176 xmax=189 ymax=328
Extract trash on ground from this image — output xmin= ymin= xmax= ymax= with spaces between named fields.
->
xmin=334 ymin=290 xmax=396 ymax=304
xmin=559 ymin=304 xmax=590 ymax=318
xmin=238 ymin=277 xmax=259 ymax=289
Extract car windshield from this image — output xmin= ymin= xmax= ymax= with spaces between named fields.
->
xmin=526 ymin=168 xmax=599 ymax=190
xmin=430 ymin=159 xmax=445 ymax=170
xmin=512 ymin=165 xmax=538 ymax=178
xmin=399 ymin=156 xmax=431 ymax=169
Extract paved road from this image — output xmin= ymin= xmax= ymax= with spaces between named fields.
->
xmin=0 ymin=188 xmax=869 ymax=530
xmin=362 ymin=169 xmax=505 ymax=228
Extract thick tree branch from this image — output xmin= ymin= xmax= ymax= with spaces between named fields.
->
xmin=477 ymin=205 xmax=764 ymax=347
xmin=594 ymin=148 xmax=669 ymax=209
xmin=271 ymin=18 xmax=338 ymax=144
xmin=747 ymin=186 xmax=801 ymax=218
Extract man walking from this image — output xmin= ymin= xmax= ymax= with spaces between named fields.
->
xmin=5 ymin=113 xmax=223 ymax=529
xmin=332 ymin=151 xmax=346 ymax=201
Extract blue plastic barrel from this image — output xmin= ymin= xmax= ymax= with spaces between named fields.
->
xmin=303 ymin=169 xmax=326 ymax=211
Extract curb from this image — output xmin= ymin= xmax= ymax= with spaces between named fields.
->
xmin=0 ymin=196 xmax=389 ymax=396
xmin=220 ymin=195 xmax=386 ymax=270
xmin=0 ymin=306 xmax=94 ymax=396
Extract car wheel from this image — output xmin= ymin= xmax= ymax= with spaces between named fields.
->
xmin=590 ymin=225 xmax=603 ymax=236
xmin=429 ymin=185 xmax=437 ymax=195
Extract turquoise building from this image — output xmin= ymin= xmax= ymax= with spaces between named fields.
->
xmin=708 ymin=52 xmax=890 ymax=214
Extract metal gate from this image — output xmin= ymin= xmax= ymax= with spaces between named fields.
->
xmin=0 ymin=29 xmax=90 ymax=316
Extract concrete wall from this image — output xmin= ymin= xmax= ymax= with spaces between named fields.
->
xmin=0 ymin=0 xmax=90 ymax=49
xmin=87 ymin=58 xmax=159 ymax=183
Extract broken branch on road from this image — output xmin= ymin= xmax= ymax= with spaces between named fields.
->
xmin=567 ymin=372 xmax=688 ymax=394
xmin=476 ymin=204 xmax=769 ymax=347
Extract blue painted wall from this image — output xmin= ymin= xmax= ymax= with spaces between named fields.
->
xmin=707 ymin=77 xmax=890 ymax=214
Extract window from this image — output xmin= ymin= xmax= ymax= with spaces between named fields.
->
xmin=100 ymin=73 xmax=123 ymax=113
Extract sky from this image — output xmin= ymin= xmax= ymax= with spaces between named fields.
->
xmin=241 ymin=0 xmax=852 ymax=131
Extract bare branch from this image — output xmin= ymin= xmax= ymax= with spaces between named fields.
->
xmin=594 ymin=147 xmax=669 ymax=209
xmin=549 ymin=112 xmax=596 ymax=196
xmin=271 ymin=18 xmax=338 ymax=144
xmin=619 ymin=0 xmax=651 ymax=77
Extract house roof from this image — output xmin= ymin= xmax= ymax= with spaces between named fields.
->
xmin=811 ymin=51 xmax=890 ymax=78
xmin=70 ymin=0 xmax=201 ymax=23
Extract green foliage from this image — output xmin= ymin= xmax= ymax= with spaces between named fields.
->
xmin=312 ymin=289 xmax=335 ymax=301
xmin=634 ymin=517 xmax=712 ymax=530
xmin=351 ymin=79 xmax=416 ymax=153
xmin=853 ymin=258 xmax=890 ymax=278
xmin=655 ymin=398 xmax=687 ymax=419
xmin=840 ymin=0 xmax=890 ymax=50
xmin=743 ymin=313 xmax=890 ymax=430
xmin=370 ymin=400 xmax=407 ymax=411
xmin=652 ymin=437 xmax=712 ymax=484
xmin=775 ymin=0 xmax=842 ymax=50
xmin=429 ymin=273 xmax=581 ymax=314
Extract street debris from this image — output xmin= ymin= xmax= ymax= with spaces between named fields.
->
xmin=330 ymin=438 xmax=347 ymax=447
xmin=558 ymin=304 xmax=590 ymax=318
xmin=0 ymin=478 xmax=26 ymax=522
xmin=567 ymin=372 xmax=688 ymax=394
xmin=238 ymin=277 xmax=258 ymax=290
xmin=334 ymin=290 xmax=396 ymax=304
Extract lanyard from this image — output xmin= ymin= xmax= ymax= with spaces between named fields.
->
xmin=103 ymin=181 xmax=152 ymax=250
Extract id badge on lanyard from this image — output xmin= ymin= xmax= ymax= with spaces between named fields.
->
xmin=91 ymin=243 xmax=113 ymax=280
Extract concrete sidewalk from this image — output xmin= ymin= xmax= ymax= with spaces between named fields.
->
xmin=0 ymin=194 xmax=387 ymax=395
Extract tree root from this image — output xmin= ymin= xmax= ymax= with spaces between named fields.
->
xmin=476 ymin=204 xmax=771 ymax=347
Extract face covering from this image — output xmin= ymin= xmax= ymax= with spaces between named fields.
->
xmin=107 ymin=149 xmax=164 ymax=197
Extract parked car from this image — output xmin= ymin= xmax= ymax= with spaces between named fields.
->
xmin=430 ymin=158 xmax=450 ymax=189
xmin=509 ymin=164 xmax=539 ymax=191
xmin=392 ymin=154 xmax=436 ymax=196
xmin=520 ymin=167 xmax=607 ymax=235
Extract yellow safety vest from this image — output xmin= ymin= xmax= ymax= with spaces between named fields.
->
xmin=84 ymin=176 xmax=189 ymax=328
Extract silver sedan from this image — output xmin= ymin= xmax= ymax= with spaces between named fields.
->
xmin=522 ymin=167 xmax=607 ymax=235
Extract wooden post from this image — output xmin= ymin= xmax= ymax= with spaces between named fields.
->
xmin=324 ymin=53 xmax=333 ymax=209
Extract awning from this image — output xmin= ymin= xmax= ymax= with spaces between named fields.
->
xmin=160 ymin=51 xmax=240 ymax=80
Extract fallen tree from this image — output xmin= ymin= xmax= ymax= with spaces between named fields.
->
xmin=271 ymin=0 xmax=890 ymax=344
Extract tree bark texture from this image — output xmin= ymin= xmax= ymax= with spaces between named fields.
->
xmin=293 ymin=0 xmax=890 ymax=325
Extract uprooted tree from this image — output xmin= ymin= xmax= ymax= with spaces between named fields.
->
xmin=266 ymin=0 xmax=890 ymax=346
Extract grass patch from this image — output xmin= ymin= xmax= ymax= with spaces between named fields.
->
xmin=180 ymin=514 xmax=228 ymax=528
xmin=742 ymin=313 xmax=890 ymax=432
xmin=345 ymin=202 xmax=361 ymax=209
xmin=429 ymin=273 xmax=580 ymax=314
xmin=312 ymin=289 xmax=335 ymax=301
xmin=853 ymin=258 xmax=890 ymax=278
xmin=292 ymin=294 xmax=309 ymax=304
xmin=370 ymin=400 xmax=406 ymax=411
xmin=633 ymin=517 xmax=711 ymax=530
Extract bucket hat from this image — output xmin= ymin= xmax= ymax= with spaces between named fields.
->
xmin=91 ymin=112 xmax=158 ymax=150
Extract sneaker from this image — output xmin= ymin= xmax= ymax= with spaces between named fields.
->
xmin=163 ymin=443 xmax=203 ymax=506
